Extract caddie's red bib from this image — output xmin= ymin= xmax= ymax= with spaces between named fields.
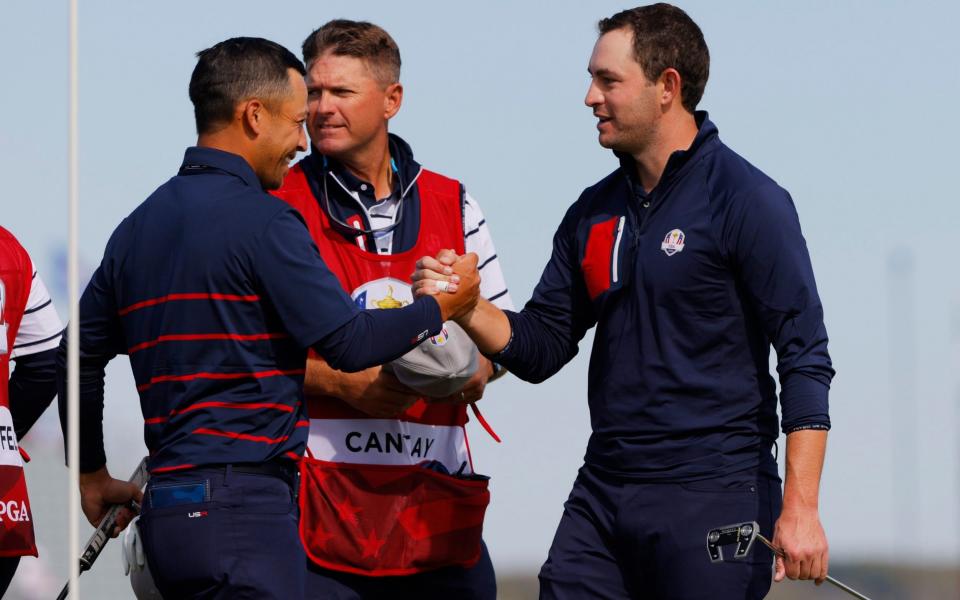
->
xmin=0 ymin=227 xmax=39 ymax=558
xmin=273 ymin=163 xmax=489 ymax=576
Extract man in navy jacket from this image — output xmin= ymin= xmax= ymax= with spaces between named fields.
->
xmin=415 ymin=5 xmax=833 ymax=598
xmin=58 ymin=37 xmax=479 ymax=599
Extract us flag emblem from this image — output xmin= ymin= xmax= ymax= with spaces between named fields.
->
xmin=660 ymin=229 xmax=685 ymax=256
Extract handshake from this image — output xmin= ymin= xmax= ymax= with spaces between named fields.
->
xmin=412 ymin=249 xmax=480 ymax=324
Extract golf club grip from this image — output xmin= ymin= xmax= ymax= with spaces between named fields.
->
xmin=77 ymin=505 xmax=120 ymax=570
xmin=58 ymin=457 xmax=151 ymax=598
xmin=77 ymin=457 xmax=149 ymax=569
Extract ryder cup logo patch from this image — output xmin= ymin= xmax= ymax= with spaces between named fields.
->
xmin=430 ymin=327 xmax=449 ymax=346
xmin=660 ymin=229 xmax=685 ymax=256
xmin=351 ymin=277 xmax=413 ymax=310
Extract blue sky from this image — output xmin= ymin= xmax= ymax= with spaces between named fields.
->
xmin=2 ymin=1 xmax=959 ymax=593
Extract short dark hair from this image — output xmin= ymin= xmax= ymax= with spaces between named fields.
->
xmin=301 ymin=20 xmax=401 ymax=85
xmin=189 ymin=37 xmax=306 ymax=135
xmin=599 ymin=4 xmax=709 ymax=113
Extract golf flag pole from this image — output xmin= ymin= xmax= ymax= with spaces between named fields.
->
xmin=67 ymin=0 xmax=81 ymax=597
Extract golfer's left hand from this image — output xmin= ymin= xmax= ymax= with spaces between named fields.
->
xmin=412 ymin=249 xmax=460 ymax=297
xmin=772 ymin=507 xmax=829 ymax=584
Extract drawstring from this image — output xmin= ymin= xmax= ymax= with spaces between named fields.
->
xmin=469 ymin=402 xmax=501 ymax=443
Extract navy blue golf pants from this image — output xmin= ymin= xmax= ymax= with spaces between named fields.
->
xmin=304 ymin=540 xmax=496 ymax=600
xmin=139 ymin=465 xmax=304 ymax=599
xmin=539 ymin=464 xmax=782 ymax=599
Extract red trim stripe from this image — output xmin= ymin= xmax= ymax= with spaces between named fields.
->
xmin=192 ymin=428 xmax=289 ymax=445
xmin=145 ymin=401 xmax=296 ymax=425
xmin=295 ymin=420 xmax=310 ymax=428
xmin=129 ymin=332 xmax=288 ymax=354
xmin=137 ymin=368 xmax=305 ymax=393
xmin=152 ymin=464 xmax=196 ymax=473
xmin=119 ymin=293 xmax=260 ymax=316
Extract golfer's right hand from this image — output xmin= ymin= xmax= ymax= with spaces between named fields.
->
xmin=79 ymin=466 xmax=143 ymax=537
xmin=772 ymin=506 xmax=829 ymax=584
xmin=419 ymin=251 xmax=480 ymax=323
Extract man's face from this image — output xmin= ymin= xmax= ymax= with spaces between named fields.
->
xmin=257 ymin=69 xmax=308 ymax=190
xmin=306 ymin=51 xmax=396 ymax=160
xmin=585 ymin=28 xmax=661 ymax=155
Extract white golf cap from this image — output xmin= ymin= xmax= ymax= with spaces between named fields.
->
xmin=386 ymin=321 xmax=478 ymax=397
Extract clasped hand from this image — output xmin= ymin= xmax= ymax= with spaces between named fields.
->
xmin=413 ymin=249 xmax=478 ymax=323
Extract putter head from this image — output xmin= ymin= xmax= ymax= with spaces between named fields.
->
xmin=706 ymin=521 xmax=758 ymax=563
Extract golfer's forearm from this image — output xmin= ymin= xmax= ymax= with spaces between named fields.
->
xmin=459 ymin=298 xmax=512 ymax=355
xmin=781 ymin=429 xmax=827 ymax=512
xmin=304 ymin=355 xmax=370 ymax=400
xmin=304 ymin=356 xmax=338 ymax=397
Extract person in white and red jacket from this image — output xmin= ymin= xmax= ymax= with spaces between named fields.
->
xmin=0 ymin=226 xmax=63 ymax=595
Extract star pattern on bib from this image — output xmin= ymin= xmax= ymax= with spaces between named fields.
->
xmin=308 ymin=527 xmax=334 ymax=550
xmin=359 ymin=528 xmax=387 ymax=559
xmin=335 ymin=498 xmax=362 ymax=525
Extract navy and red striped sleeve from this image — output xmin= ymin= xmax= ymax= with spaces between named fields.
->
xmin=253 ymin=209 xmax=442 ymax=371
xmin=57 ymin=224 xmax=128 ymax=471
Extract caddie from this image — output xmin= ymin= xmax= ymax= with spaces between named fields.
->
xmin=272 ymin=20 xmax=512 ymax=600
xmin=0 ymin=226 xmax=63 ymax=594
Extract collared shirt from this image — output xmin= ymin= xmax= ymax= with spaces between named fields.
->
xmin=6 ymin=245 xmax=63 ymax=439
xmin=306 ymin=133 xmax=512 ymax=309
xmin=10 ymin=258 xmax=63 ymax=359
xmin=71 ymin=147 xmax=441 ymax=472
xmin=497 ymin=113 xmax=834 ymax=482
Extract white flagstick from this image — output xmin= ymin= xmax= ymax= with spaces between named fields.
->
xmin=67 ymin=0 xmax=81 ymax=597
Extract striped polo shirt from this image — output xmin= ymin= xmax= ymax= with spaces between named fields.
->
xmin=77 ymin=147 xmax=370 ymax=472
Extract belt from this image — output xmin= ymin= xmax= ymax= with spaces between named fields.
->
xmin=229 ymin=461 xmax=297 ymax=485
xmin=152 ymin=460 xmax=298 ymax=485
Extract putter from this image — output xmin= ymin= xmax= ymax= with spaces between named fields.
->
xmin=706 ymin=521 xmax=872 ymax=600
xmin=56 ymin=457 xmax=150 ymax=600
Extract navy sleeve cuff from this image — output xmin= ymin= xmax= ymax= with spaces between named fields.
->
xmin=486 ymin=314 xmax=517 ymax=364
xmin=779 ymin=371 xmax=831 ymax=434
xmin=486 ymin=310 xmax=577 ymax=384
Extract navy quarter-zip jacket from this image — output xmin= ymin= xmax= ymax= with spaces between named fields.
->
xmin=496 ymin=113 xmax=834 ymax=481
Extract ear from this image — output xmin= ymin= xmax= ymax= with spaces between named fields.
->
xmin=659 ymin=68 xmax=683 ymax=108
xmin=383 ymin=82 xmax=403 ymax=120
xmin=240 ymin=99 xmax=267 ymax=137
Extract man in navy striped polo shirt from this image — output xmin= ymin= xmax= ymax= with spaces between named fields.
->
xmin=57 ymin=37 xmax=479 ymax=599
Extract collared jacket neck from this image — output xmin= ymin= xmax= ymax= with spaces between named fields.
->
xmin=300 ymin=133 xmax=426 ymax=252
xmin=616 ymin=111 xmax=718 ymax=194
xmin=180 ymin=146 xmax=264 ymax=191
xmin=306 ymin=133 xmax=422 ymax=203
